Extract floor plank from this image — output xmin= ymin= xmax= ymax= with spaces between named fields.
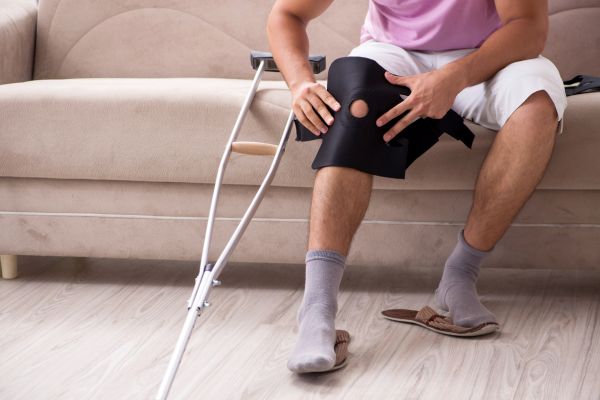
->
xmin=1 ymin=257 xmax=599 ymax=400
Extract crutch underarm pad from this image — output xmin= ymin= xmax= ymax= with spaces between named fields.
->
xmin=294 ymin=56 xmax=475 ymax=179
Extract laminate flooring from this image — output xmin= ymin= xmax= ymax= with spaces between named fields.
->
xmin=1 ymin=256 xmax=599 ymax=400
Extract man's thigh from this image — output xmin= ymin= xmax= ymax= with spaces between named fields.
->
xmin=452 ymin=55 xmax=567 ymax=133
xmin=347 ymin=39 xmax=432 ymax=77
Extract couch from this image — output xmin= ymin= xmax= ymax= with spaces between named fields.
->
xmin=1 ymin=0 xmax=599 ymax=279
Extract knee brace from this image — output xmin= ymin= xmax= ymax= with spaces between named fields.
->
xmin=294 ymin=56 xmax=475 ymax=179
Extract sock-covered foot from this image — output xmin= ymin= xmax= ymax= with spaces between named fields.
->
xmin=287 ymin=249 xmax=345 ymax=373
xmin=287 ymin=303 xmax=337 ymax=373
xmin=434 ymin=229 xmax=497 ymax=327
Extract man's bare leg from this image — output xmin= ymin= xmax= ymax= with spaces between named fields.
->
xmin=436 ymin=90 xmax=559 ymax=327
xmin=288 ymin=166 xmax=373 ymax=372
xmin=308 ymin=166 xmax=373 ymax=256
xmin=465 ymin=91 xmax=559 ymax=250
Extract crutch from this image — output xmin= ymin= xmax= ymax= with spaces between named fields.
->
xmin=155 ymin=50 xmax=326 ymax=400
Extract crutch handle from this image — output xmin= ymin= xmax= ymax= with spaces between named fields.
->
xmin=250 ymin=50 xmax=326 ymax=74
xmin=231 ymin=141 xmax=278 ymax=156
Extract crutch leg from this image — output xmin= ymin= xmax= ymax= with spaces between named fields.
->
xmin=156 ymin=59 xmax=269 ymax=400
xmin=156 ymin=51 xmax=326 ymax=400
xmin=156 ymin=111 xmax=295 ymax=400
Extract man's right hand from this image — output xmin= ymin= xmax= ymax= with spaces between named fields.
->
xmin=267 ymin=0 xmax=337 ymax=135
xmin=291 ymin=81 xmax=341 ymax=136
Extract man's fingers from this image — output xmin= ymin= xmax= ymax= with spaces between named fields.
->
xmin=297 ymin=114 xmax=320 ymax=136
xmin=376 ymin=97 xmax=414 ymax=127
xmin=383 ymin=108 xmax=421 ymax=142
xmin=385 ymin=71 xmax=407 ymax=85
xmin=307 ymin=92 xmax=334 ymax=127
xmin=314 ymin=85 xmax=341 ymax=114
xmin=294 ymin=103 xmax=320 ymax=136
xmin=300 ymin=99 xmax=328 ymax=134
xmin=291 ymin=81 xmax=339 ymax=136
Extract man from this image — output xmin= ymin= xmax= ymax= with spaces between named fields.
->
xmin=266 ymin=0 xmax=567 ymax=373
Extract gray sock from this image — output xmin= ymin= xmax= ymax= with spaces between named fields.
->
xmin=434 ymin=229 xmax=497 ymax=327
xmin=287 ymin=249 xmax=345 ymax=373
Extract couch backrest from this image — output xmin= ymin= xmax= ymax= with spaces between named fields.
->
xmin=544 ymin=0 xmax=600 ymax=79
xmin=32 ymin=0 xmax=367 ymax=80
xmin=33 ymin=0 xmax=600 ymax=81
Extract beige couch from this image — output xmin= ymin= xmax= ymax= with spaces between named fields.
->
xmin=1 ymin=0 xmax=599 ymax=279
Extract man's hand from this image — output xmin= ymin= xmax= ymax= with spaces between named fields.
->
xmin=267 ymin=0 xmax=338 ymax=136
xmin=291 ymin=81 xmax=341 ymax=136
xmin=376 ymin=67 xmax=464 ymax=143
xmin=374 ymin=0 xmax=549 ymax=144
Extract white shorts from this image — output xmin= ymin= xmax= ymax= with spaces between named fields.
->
xmin=348 ymin=39 xmax=567 ymax=134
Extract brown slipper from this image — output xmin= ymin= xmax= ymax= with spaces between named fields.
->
xmin=292 ymin=329 xmax=351 ymax=374
xmin=381 ymin=306 xmax=499 ymax=337
xmin=327 ymin=329 xmax=351 ymax=371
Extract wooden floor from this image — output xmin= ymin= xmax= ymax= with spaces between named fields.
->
xmin=1 ymin=256 xmax=600 ymax=400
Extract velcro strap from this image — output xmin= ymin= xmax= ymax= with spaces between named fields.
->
xmin=435 ymin=111 xmax=475 ymax=149
xmin=294 ymin=118 xmax=321 ymax=142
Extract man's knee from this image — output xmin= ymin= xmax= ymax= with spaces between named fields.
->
xmin=525 ymin=90 xmax=559 ymax=122
xmin=517 ymin=90 xmax=560 ymax=139
xmin=503 ymin=90 xmax=559 ymax=146
xmin=349 ymin=99 xmax=369 ymax=118
xmin=297 ymin=56 xmax=473 ymax=179
xmin=491 ymin=56 xmax=566 ymax=133
xmin=316 ymin=165 xmax=373 ymax=181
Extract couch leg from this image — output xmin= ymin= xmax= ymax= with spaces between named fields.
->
xmin=1 ymin=255 xmax=18 ymax=279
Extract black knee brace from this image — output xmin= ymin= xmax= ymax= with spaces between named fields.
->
xmin=294 ymin=56 xmax=475 ymax=179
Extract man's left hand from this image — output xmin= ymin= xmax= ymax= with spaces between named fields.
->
xmin=377 ymin=68 xmax=465 ymax=143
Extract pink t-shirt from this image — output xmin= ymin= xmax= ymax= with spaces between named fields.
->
xmin=360 ymin=0 xmax=502 ymax=51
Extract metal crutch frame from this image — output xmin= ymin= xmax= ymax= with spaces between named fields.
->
xmin=155 ymin=50 xmax=326 ymax=400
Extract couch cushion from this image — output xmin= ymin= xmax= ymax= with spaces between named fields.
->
xmin=0 ymin=0 xmax=36 ymax=84
xmin=1 ymin=78 xmax=599 ymax=190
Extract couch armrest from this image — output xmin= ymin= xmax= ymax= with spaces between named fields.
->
xmin=0 ymin=0 xmax=36 ymax=84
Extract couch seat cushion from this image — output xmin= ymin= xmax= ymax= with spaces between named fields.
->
xmin=0 ymin=78 xmax=598 ymax=190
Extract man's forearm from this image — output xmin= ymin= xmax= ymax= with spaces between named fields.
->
xmin=441 ymin=18 xmax=547 ymax=91
xmin=267 ymin=11 xmax=315 ymax=91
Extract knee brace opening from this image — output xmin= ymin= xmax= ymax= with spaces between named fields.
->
xmin=349 ymin=99 xmax=369 ymax=118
